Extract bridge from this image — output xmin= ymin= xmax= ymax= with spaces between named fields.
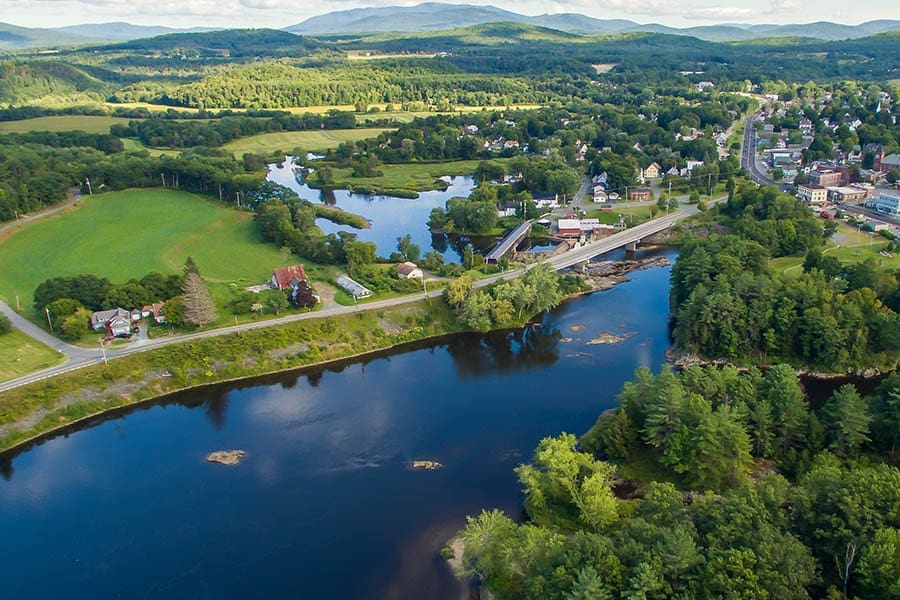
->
xmin=546 ymin=209 xmax=689 ymax=271
xmin=485 ymin=219 xmax=532 ymax=264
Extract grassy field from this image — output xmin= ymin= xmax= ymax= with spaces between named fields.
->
xmin=120 ymin=138 xmax=181 ymax=156
xmin=223 ymin=128 xmax=390 ymax=155
xmin=0 ymin=330 xmax=64 ymax=383
xmin=771 ymin=222 xmax=900 ymax=276
xmin=0 ymin=115 xmax=132 ymax=134
xmin=325 ymin=159 xmax=508 ymax=191
xmin=0 ymin=189 xmax=288 ymax=319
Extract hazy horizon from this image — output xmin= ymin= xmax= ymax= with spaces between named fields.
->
xmin=1 ymin=0 xmax=897 ymax=31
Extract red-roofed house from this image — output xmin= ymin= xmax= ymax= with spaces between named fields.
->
xmin=271 ymin=264 xmax=309 ymax=291
xmin=270 ymin=264 xmax=319 ymax=308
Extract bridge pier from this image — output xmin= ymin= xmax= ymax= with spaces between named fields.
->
xmin=624 ymin=241 xmax=638 ymax=253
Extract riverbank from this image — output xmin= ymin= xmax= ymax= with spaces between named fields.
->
xmin=0 ymin=300 xmax=464 ymax=457
xmin=0 ymin=256 xmax=676 ymax=458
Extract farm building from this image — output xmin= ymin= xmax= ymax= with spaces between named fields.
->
xmin=397 ymin=262 xmax=423 ymax=279
xmin=336 ymin=274 xmax=372 ymax=299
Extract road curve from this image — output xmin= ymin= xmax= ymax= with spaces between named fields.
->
xmin=0 ymin=206 xmax=705 ymax=394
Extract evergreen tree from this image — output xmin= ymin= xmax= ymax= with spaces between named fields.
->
xmin=822 ymin=384 xmax=871 ymax=457
xmin=181 ymin=271 xmax=217 ymax=327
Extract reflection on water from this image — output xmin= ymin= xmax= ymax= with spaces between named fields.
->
xmin=266 ymin=159 xmax=478 ymax=261
xmin=1 ymin=249 xmax=683 ymax=600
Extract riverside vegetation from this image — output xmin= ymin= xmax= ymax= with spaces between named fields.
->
xmin=1 ymin=23 xmax=900 ymax=600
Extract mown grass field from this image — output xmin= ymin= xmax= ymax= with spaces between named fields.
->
xmin=0 ymin=115 xmax=131 ymax=134
xmin=223 ymin=128 xmax=390 ymax=155
xmin=120 ymin=138 xmax=181 ymax=156
xmin=326 ymin=159 xmax=508 ymax=191
xmin=0 ymin=330 xmax=63 ymax=383
xmin=0 ymin=189 xmax=288 ymax=319
xmin=770 ymin=222 xmax=900 ymax=276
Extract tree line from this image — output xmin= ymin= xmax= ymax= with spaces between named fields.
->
xmin=460 ymin=364 xmax=899 ymax=599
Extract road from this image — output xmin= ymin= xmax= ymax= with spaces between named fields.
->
xmin=742 ymin=113 xmax=774 ymax=186
xmin=0 ymin=203 xmax=708 ymax=394
xmin=0 ymin=190 xmax=81 ymax=238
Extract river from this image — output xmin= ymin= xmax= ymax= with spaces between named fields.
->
xmin=265 ymin=160 xmax=499 ymax=262
xmin=0 ymin=249 xmax=719 ymax=597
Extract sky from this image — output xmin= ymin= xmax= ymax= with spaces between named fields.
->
xmin=0 ymin=0 xmax=897 ymax=29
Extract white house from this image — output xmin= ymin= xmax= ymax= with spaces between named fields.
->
xmin=397 ymin=262 xmax=424 ymax=279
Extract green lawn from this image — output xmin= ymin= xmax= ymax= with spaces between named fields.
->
xmin=0 ymin=330 xmax=64 ymax=382
xmin=223 ymin=128 xmax=391 ymax=155
xmin=771 ymin=223 xmax=900 ymax=276
xmin=0 ymin=115 xmax=132 ymax=134
xmin=0 ymin=189 xmax=288 ymax=319
xmin=121 ymin=138 xmax=181 ymax=157
xmin=326 ymin=159 xmax=509 ymax=192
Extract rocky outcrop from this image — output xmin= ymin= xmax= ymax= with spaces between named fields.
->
xmin=206 ymin=450 xmax=246 ymax=466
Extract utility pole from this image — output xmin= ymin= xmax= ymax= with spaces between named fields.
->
xmin=45 ymin=307 xmax=53 ymax=332
xmin=99 ymin=339 xmax=108 ymax=366
xmin=85 ymin=177 xmax=93 ymax=195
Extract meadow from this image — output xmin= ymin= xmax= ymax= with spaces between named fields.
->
xmin=0 ymin=115 xmax=131 ymax=134
xmin=0 ymin=189 xmax=288 ymax=319
xmin=222 ymin=128 xmax=390 ymax=155
xmin=0 ymin=329 xmax=63 ymax=383
xmin=324 ymin=159 xmax=507 ymax=191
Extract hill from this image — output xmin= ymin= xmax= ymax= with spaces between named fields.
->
xmin=97 ymin=28 xmax=327 ymax=58
xmin=0 ymin=61 xmax=116 ymax=107
xmin=0 ymin=22 xmax=89 ymax=51
xmin=286 ymin=3 xmax=900 ymax=41
xmin=51 ymin=22 xmax=217 ymax=41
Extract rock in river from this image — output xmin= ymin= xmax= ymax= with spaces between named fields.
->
xmin=206 ymin=450 xmax=246 ymax=466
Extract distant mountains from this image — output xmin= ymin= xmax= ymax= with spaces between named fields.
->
xmin=285 ymin=3 xmax=900 ymax=41
xmin=0 ymin=21 xmax=215 ymax=51
xmin=0 ymin=3 xmax=898 ymax=51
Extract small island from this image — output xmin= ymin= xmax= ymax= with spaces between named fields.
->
xmin=206 ymin=450 xmax=246 ymax=466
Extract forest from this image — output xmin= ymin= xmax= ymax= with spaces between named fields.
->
xmin=461 ymin=365 xmax=900 ymax=599
xmin=669 ymin=185 xmax=900 ymax=371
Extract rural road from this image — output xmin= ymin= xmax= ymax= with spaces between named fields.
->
xmin=0 ymin=190 xmax=81 ymax=238
xmin=0 ymin=203 xmax=709 ymax=394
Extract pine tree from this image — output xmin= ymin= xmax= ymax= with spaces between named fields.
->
xmin=822 ymin=384 xmax=871 ymax=457
xmin=181 ymin=271 xmax=217 ymax=327
xmin=183 ymin=256 xmax=200 ymax=276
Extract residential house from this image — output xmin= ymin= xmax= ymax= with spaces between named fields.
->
xmin=90 ymin=308 xmax=132 ymax=338
xmin=697 ymin=81 xmax=715 ymax=91
xmin=142 ymin=301 xmax=167 ymax=324
xmin=643 ymin=162 xmax=661 ymax=180
xmin=592 ymin=186 xmax=608 ymax=202
xmin=272 ymin=264 xmax=319 ymax=308
xmin=397 ymin=262 xmax=423 ymax=280
xmin=465 ymin=125 xmax=479 ymax=135
xmin=797 ymin=185 xmax=828 ymax=205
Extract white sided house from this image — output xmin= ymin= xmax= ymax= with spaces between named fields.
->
xmin=397 ymin=262 xmax=423 ymax=279
xmin=90 ymin=308 xmax=132 ymax=338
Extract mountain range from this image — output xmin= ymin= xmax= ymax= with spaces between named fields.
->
xmin=285 ymin=3 xmax=900 ymax=41
xmin=0 ymin=3 xmax=898 ymax=51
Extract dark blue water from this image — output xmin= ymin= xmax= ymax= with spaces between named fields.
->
xmin=266 ymin=160 xmax=481 ymax=262
xmin=0 ymin=249 xmax=675 ymax=600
